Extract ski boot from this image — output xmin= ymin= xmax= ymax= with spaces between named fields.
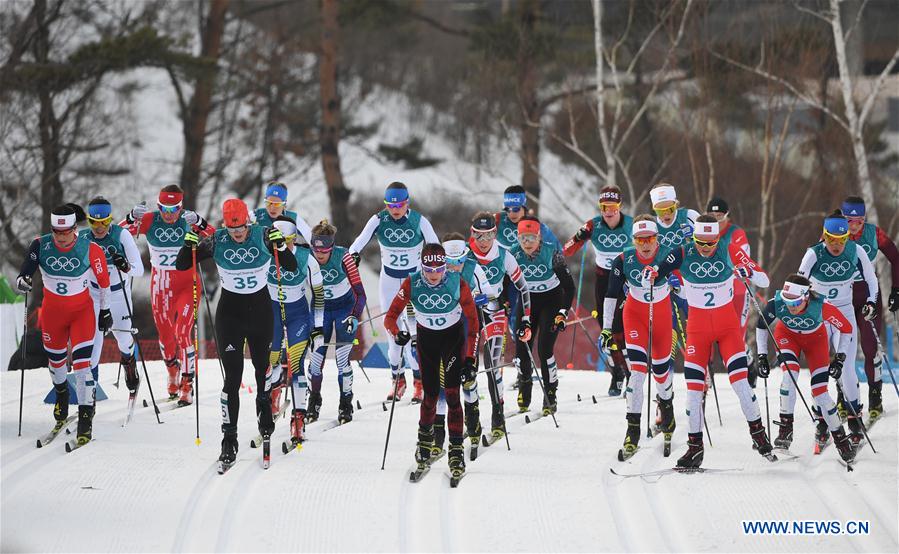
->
xmin=338 ymin=394 xmax=354 ymax=424
xmin=306 ymin=391 xmax=322 ymax=423
xmin=177 ymin=373 xmax=194 ymax=407
xmin=448 ymin=436 xmax=465 ymax=485
xmin=813 ymin=416 xmax=830 ymax=453
xmin=657 ymin=395 xmax=675 ymax=434
xmin=431 ymin=414 xmax=446 ymax=457
xmin=868 ymin=381 xmax=883 ymax=422
xmin=53 ymin=383 xmax=69 ymax=422
xmin=517 ymin=375 xmax=532 ymax=412
xmin=832 ymin=427 xmax=856 ymax=464
xmin=290 ymin=410 xmax=306 ymax=443
xmin=846 ymin=414 xmax=864 ymax=447
xmin=75 ymin=405 xmax=94 ymax=446
xmin=165 ymin=357 xmax=180 ymax=400
xmin=122 ymin=353 xmax=139 ymax=393
xmin=416 ymin=424 xmax=435 ymax=465
xmin=542 ymin=382 xmax=558 ymax=416
xmin=836 ymin=389 xmax=847 ymax=422
xmin=748 ymin=418 xmax=776 ymax=460
xmin=489 ymin=401 xmax=506 ymax=441
xmin=618 ymin=413 xmax=641 ymax=461
xmin=464 ymin=401 xmax=481 ymax=442
xmin=677 ymin=432 xmax=704 ymax=468
xmin=387 ymin=373 xmax=407 ymax=401
xmin=255 ymin=391 xmax=275 ymax=438
xmin=774 ymin=413 xmax=794 ymax=449
xmin=218 ymin=431 xmax=238 ymax=473
xmin=411 ymin=378 xmax=423 ymax=404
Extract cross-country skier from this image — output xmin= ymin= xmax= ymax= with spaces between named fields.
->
xmin=264 ymin=216 xmax=324 ymax=442
xmin=841 ymin=196 xmax=899 ymax=421
xmin=384 ymin=243 xmax=480 ymax=480
xmin=797 ymin=212 xmax=878 ymax=438
xmin=80 ymin=197 xmax=144 ymax=393
xmin=510 ymin=216 xmax=575 ymax=415
xmin=252 ymin=180 xmax=312 ymax=242
xmin=122 ymin=184 xmax=214 ymax=405
xmin=307 ymin=220 xmax=366 ymax=425
xmin=17 ymin=206 xmax=113 ymax=446
xmin=349 ymin=182 xmax=439 ymax=403
xmin=468 ymin=212 xmax=532 ymax=442
xmin=755 ymin=274 xmax=856 ymax=462
xmin=602 ymin=216 xmax=677 ymax=458
xmin=562 ymin=185 xmax=632 ymax=396
xmin=671 ymin=215 xmax=774 ymax=468
xmin=175 ymin=198 xmax=299 ymax=470
xmin=495 ymin=185 xmax=562 ymax=251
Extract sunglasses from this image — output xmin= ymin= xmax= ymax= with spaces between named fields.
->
xmin=422 ymin=264 xmax=446 ymax=274
xmin=158 ymin=203 xmax=182 ymax=214
xmin=781 ymin=294 xmax=806 ymax=308
xmin=599 ymin=202 xmax=621 ymax=211
xmin=226 ymin=225 xmax=248 ymax=233
xmin=823 ymin=232 xmax=849 ymax=244
xmin=693 ymin=237 xmax=719 ymax=248
xmin=473 ymin=230 xmax=496 ymax=241
xmin=504 ymin=206 xmax=524 ymax=213
xmin=633 ymin=235 xmax=656 ymax=245
xmin=446 ymin=256 xmax=467 ymax=266
xmin=846 ymin=216 xmax=865 ymax=224
xmin=88 ymin=215 xmax=113 ymax=227
xmin=653 ymin=205 xmax=677 ymax=217
xmin=265 ymin=200 xmax=285 ymax=208
xmin=384 ymin=200 xmax=408 ymax=209
xmin=518 ymin=233 xmax=540 ymax=244
xmin=51 ymin=227 xmax=75 ymax=235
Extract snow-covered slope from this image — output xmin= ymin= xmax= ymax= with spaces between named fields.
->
xmin=2 ymin=361 xmax=896 ymax=552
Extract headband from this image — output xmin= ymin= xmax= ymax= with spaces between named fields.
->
xmin=782 ymin=281 xmax=810 ymax=298
xmin=599 ymin=188 xmax=621 ymax=205
xmin=385 ymin=187 xmax=409 ymax=203
xmin=517 ymin=219 xmax=541 ymax=236
xmin=503 ymin=192 xmax=527 ymax=208
xmin=694 ymin=221 xmax=720 ymax=237
xmin=650 ymin=185 xmax=677 ymax=206
xmin=442 ymin=240 xmax=468 ymax=260
xmin=158 ymin=190 xmax=183 ymax=207
xmin=265 ymin=183 xmax=288 ymax=202
xmin=422 ymin=253 xmax=447 ymax=266
xmin=823 ymin=217 xmax=849 ymax=237
xmin=840 ymin=201 xmax=865 ymax=218
xmin=88 ymin=203 xmax=112 ymax=219
xmin=632 ymin=220 xmax=658 ymax=236
xmin=51 ymin=212 xmax=76 ymax=229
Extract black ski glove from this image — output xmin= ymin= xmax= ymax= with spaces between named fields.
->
xmin=828 ymin=353 xmax=845 ymax=380
xmin=111 ymin=252 xmax=130 ymax=273
xmin=462 ymin=357 xmax=477 ymax=387
xmin=395 ymin=330 xmax=411 ymax=347
xmin=888 ymin=287 xmax=899 ymax=313
xmin=757 ymin=354 xmax=770 ymax=379
xmin=98 ymin=309 xmax=113 ymax=333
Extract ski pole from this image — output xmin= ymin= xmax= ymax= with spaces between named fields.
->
xmin=115 ymin=362 xmax=122 ymax=389
xmin=740 ymin=275 xmax=816 ymax=423
xmin=196 ymin=264 xmax=226 ymax=382
xmin=763 ymin=372 xmax=771 ymax=438
xmin=567 ymin=248 xmax=587 ymax=369
xmin=274 ymin=249 xmax=297 ymax=441
xmin=521 ymin=336 xmax=559 ymax=429
xmin=709 ymin=363 xmax=722 ymax=426
xmin=478 ymin=307 xmax=511 ymax=450
xmin=702 ymin=394 xmax=713 ymax=447
xmin=364 ymin=304 xmax=380 ymax=337
xmin=381 ymin=318 xmax=407 ymax=470
xmin=869 ymin=319 xmax=899 ymax=398
xmin=646 ymin=277 xmax=654 ymax=438
xmin=834 ymin=379 xmax=876 ymax=454
xmin=192 ymin=246 xmax=201 ymax=446
xmin=17 ymin=292 xmax=27 ymax=437
xmin=115 ymin=266 xmax=161 ymax=423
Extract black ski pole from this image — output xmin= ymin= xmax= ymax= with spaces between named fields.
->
xmin=196 ymin=263 xmax=226 ymax=381
xmin=381 ymin=321 xmax=406 ymax=470
xmin=192 ymin=246 xmax=201 ymax=446
xmin=646 ymin=277 xmax=654 ymax=439
xmin=115 ymin=267 xmax=161 ymax=423
xmin=709 ymin=364 xmax=722 ymax=426
xmin=834 ymin=379 xmax=876 ymax=454
xmin=115 ymin=362 xmax=122 ymax=389
xmin=567 ymin=248 xmax=586 ymax=368
xmin=522 ymin=338 xmax=559 ymax=429
xmin=478 ymin=306 xmax=511 ymax=450
xmin=869 ymin=319 xmax=899 ymax=398
xmin=17 ymin=292 xmax=27 ymax=437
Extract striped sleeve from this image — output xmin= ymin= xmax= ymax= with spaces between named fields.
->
xmin=307 ymin=257 xmax=325 ymax=328
xmin=342 ymin=251 xmax=367 ymax=319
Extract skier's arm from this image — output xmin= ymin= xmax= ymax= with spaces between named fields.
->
xmin=504 ymin=254 xmax=531 ymax=318
xmin=383 ymin=278 xmax=411 ymax=336
xmin=823 ymin=302 xmax=854 ymax=358
xmin=348 ymin=215 xmax=380 ymax=255
xmin=603 ymin=255 xmax=626 ymax=330
xmin=754 ymin=299 xmax=777 ymax=356
xmin=294 ymin=214 xmax=313 ymax=244
xmin=796 ymin=248 xmax=817 ymax=278
xmin=541 ymin=223 xmax=563 ymax=253
xmin=656 ymin=247 xmax=685 ymax=278
xmin=855 ymin=244 xmax=878 ymax=303
xmin=875 ymin=226 xmax=899 ymax=286
xmin=552 ymin=249 xmax=576 ymax=311
xmin=17 ymin=238 xmax=41 ymax=279
xmin=188 ymin=213 xmax=214 ymax=237
xmin=419 ymin=215 xmax=439 ymax=244
xmin=120 ymin=228 xmax=144 ymax=278
xmin=731 ymin=227 xmax=750 ymax=255
xmin=342 ymin=251 xmax=367 ymax=319
xmin=471 ymin=264 xmax=488 ymax=296
xmin=729 ymin=242 xmax=769 ymax=288
xmin=685 ymin=209 xmax=700 ymax=226
xmin=88 ymin=242 xmax=111 ymax=309
xmin=562 ymin=220 xmax=593 ymax=257
xmin=459 ymin=280 xmax=480 ymax=359
xmin=175 ymin=236 xmax=214 ymax=270
xmin=307 ymin=256 xmax=325 ymax=328
xmin=120 ymin=211 xmax=154 ymax=237
xmin=263 ymin=228 xmax=298 ymax=272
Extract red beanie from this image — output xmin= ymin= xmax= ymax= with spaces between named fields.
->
xmin=158 ymin=190 xmax=183 ymax=207
xmin=517 ymin=219 xmax=541 ymax=236
xmin=222 ymin=198 xmax=249 ymax=227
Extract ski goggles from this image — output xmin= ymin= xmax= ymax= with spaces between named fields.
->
xmin=472 ymin=229 xmax=496 ymax=241
xmin=781 ymin=293 xmax=806 ymax=308
xmin=158 ymin=202 xmax=182 ymax=215
xmin=51 ymin=226 xmax=76 ymax=235
xmin=822 ymin=230 xmax=849 ymax=244
xmin=310 ymin=234 xmax=335 ymax=252
xmin=265 ymin=199 xmax=286 ymax=208
xmin=226 ymin=224 xmax=248 ymax=233
xmin=422 ymin=263 xmax=446 ymax=274
xmin=633 ymin=235 xmax=656 ymax=246
xmin=384 ymin=200 xmax=408 ymax=210
xmin=653 ymin=204 xmax=677 ymax=217
xmin=445 ymin=254 xmax=467 ymax=266
xmin=693 ymin=237 xmax=719 ymax=248
xmin=504 ymin=205 xmax=524 ymax=213
xmin=88 ymin=215 xmax=114 ymax=227
xmin=845 ymin=216 xmax=865 ymax=225
xmin=599 ymin=201 xmax=621 ymax=212
xmin=518 ymin=233 xmax=540 ymax=245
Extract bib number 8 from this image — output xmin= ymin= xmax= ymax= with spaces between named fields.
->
xmin=56 ymin=282 xmax=68 ymax=295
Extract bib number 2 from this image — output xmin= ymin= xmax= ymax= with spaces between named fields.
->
xmin=704 ymin=292 xmax=715 ymax=307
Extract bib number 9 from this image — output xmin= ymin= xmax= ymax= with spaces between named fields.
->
xmin=389 ymin=253 xmax=409 ymax=267
xmin=828 ymin=287 xmax=838 ymax=299
xmin=234 ymin=276 xmax=258 ymax=290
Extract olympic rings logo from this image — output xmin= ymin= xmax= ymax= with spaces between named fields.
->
xmin=502 ymin=227 xmax=517 ymax=243
xmin=595 ymin=234 xmax=628 ymax=249
xmin=521 ymin=264 xmax=549 ymax=278
xmin=781 ymin=316 xmax=816 ymax=329
xmin=321 ymin=268 xmax=340 ymax=282
xmin=861 ymin=244 xmax=873 ymax=256
xmin=268 ymin=265 xmax=296 ymax=280
xmin=102 ymin=245 xmax=119 ymax=258
xmin=383 ymin=228 xmax=416 ymax=244
xmin=417 ymin=293 xmax=453 ymax=310
xmin=483 ymin=265 xmax=501 ymax=281
xmin=224 ymin=247 xmax=260 ymax=264
xmin=629 ymin=269 xmax=643 ymax=282
xmin=819 ymin=261 xmax=852 ymax=277
xmin=658 ymin=233 xmax=682 ymax=248
xmin=45 ymin=256 xmax=81 ymax=272
xmin=689 ymin=261 xmax=726 ymax=278
xmin=154 ymin=227 xmax=184 ymax=242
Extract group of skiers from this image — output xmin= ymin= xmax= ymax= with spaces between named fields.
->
xmin=15 ymin=179 xmax=898 ymax=475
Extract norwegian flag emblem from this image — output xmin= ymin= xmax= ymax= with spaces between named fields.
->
xmin=702 ymin=224 xmax=713 ymax=233
xmin=57 ymin=218 xmax=66 ymax=225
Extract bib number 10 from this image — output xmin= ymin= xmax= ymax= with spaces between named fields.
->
xmin=426 ymin=316 xmax=447 ymax=327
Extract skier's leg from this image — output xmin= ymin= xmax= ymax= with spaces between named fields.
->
xmin=835 ymin=303 xmax=862 ymax=414
xmin=248 ymin=290 xmax=275 ymax=437
xmin=151 ymin=270 xmax=180 ymax=394
xmin=650 ymin=298 xmax=674 ymax=401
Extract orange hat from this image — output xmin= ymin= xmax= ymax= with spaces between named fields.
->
xmin=222 ymin=198 xmax=249 ymax=227
xmin=517 ymin=219 xmax=541 ymax=236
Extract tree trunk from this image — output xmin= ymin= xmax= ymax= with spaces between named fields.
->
xmin=517 ymin=0 xmax=541 ymax=214
xmin=179 ymin=0 xmax=229 ymax=210
xmin=319 ymin=0 xmax=352 ymax=233
xmin=592 ymin=0 xmax=617 ymax=194
xmin=34 ymin=0 xmax=61 ymax=234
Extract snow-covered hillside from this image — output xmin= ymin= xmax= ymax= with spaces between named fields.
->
xmin=2 ymin=361 xmax=896 ymax=552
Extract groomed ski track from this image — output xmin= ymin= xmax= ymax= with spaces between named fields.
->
xmin=2 ymin=360 xmax=896 ymax=552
